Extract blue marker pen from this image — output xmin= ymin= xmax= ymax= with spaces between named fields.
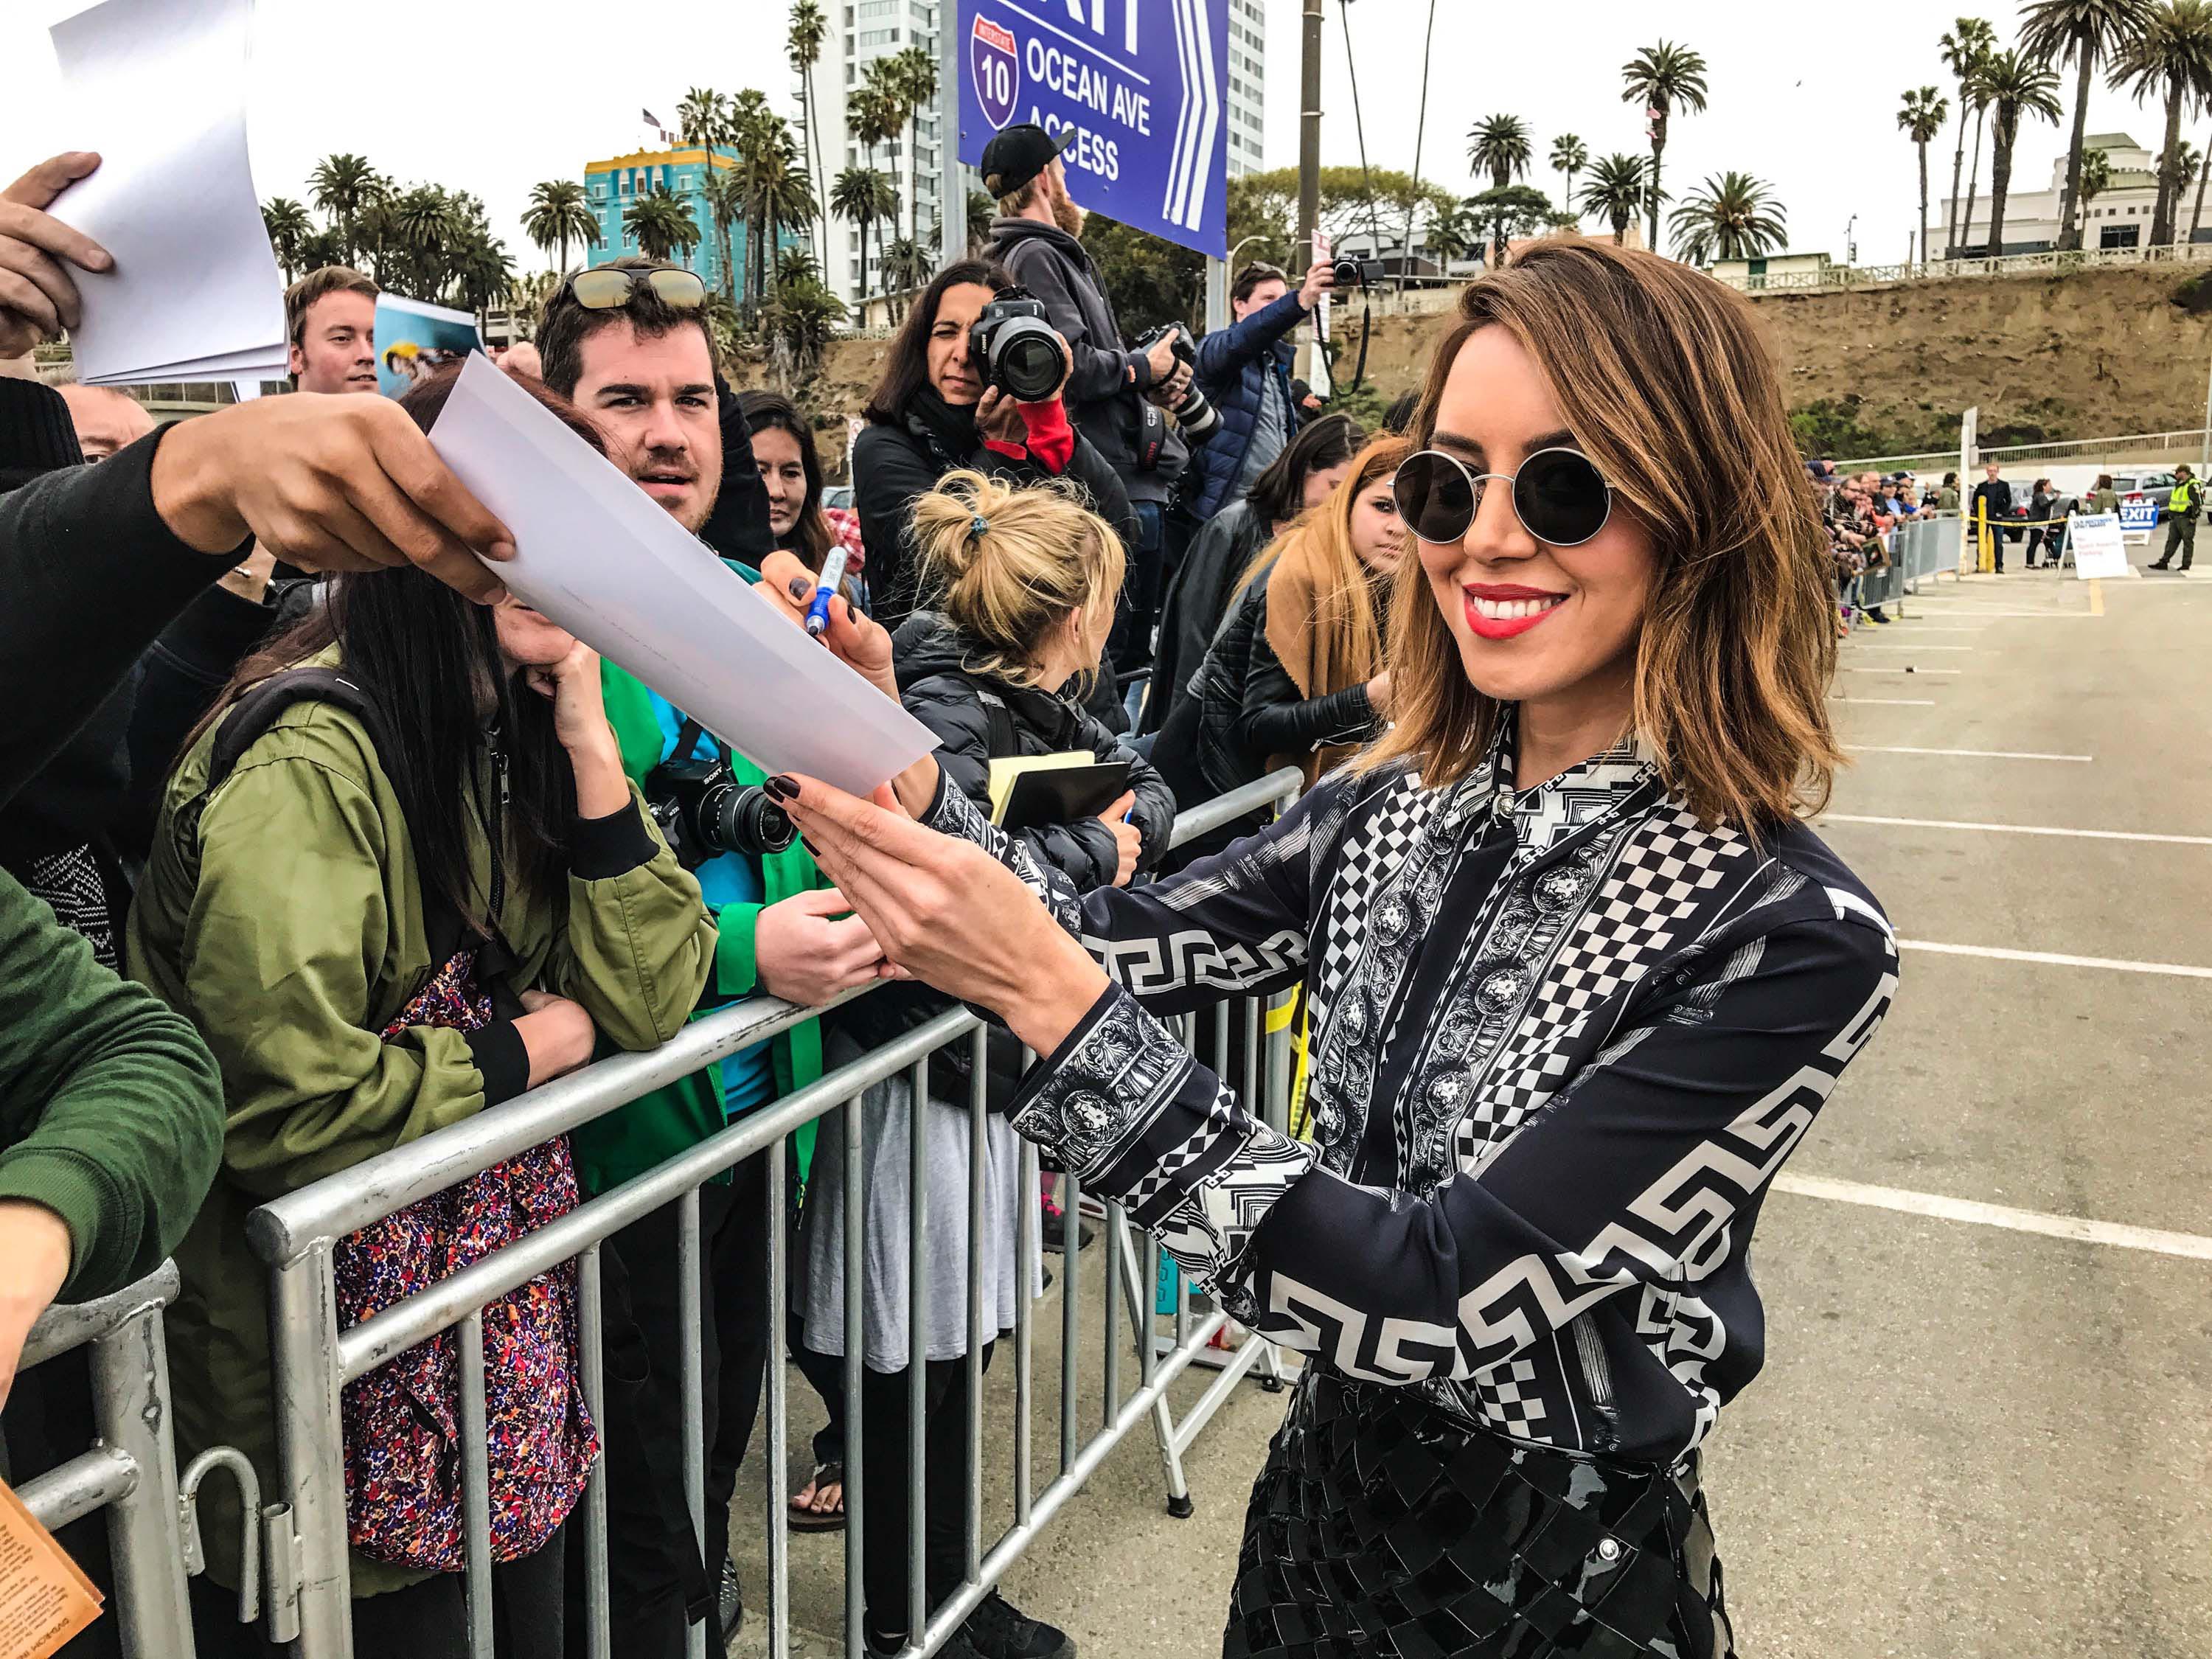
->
xmin=805 ymin=543 xmax=852 ymax=638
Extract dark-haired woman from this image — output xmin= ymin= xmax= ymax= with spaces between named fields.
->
xmin=132 ymin=371 xmax=716 ymax=1658
xmin=1143 ymin=412 xmax=1363 ymax=739
xmin=738 ymin=390 xmax=836 ymax=569
xmin=782 ymin=238 xmax=1897 ymax=1658
xmin=852 ymin=260 xmax=1136 ymax=635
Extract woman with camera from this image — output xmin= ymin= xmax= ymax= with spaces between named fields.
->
xmin=778 ymin=239 xmax=1895 ymax=1658
xmin=799 ymin=471 xmax=1170 ymax=1659
xmin=130 ymin=370 xmax=717 ymax=1657
xmin=852 ymin=260 xmax=1137 ymax=634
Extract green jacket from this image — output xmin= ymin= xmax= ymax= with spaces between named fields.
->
xmin=0 ymin=869 xmax=223 ymax=1305
xmin=126 ymin=659 xmax=716 ymax=1594
xmin=567 ymin=660 xmax=830 ymax=1198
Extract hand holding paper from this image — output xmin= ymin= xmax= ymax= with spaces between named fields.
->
xmin=0 ymin=153 xmax=113 ymax=360
xmin=428 ymin=355 xmax=935 ymax=796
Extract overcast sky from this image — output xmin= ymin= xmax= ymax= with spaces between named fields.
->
xmin=0 ymin=0 xmax=2184 ymax=280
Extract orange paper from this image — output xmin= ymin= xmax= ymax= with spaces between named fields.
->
xmin=0 ymin=1478 xmax=103 ymax=1659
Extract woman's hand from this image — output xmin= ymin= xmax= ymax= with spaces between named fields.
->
xmin=525 ymin=639 xmax=629 ymax=818
xmin=773 ymin=775 xmax=1108 ymax=1056
xmin=1096 ymin=791 xmax=1140 ymax=888
xmin=1365 ymin=670 xmax=1394 ymax=719
xmin=0 ymin=1200 xmax=72 ymax=1410
xmin=754 ymin=560 xmax=942 ymax=818
xmin=515 ymin=988 xmax=596 ymax=1086
xmin=975 ymin=387 xmax=1029 ymax=449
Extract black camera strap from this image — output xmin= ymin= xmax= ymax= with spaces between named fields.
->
xmin=669 ymin=716 xmax=729 ymax=766
xmin=1135 ymin=400 xmax=1168 ymax=472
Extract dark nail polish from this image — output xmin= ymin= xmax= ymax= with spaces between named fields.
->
xmin=764 ymin=774 xmax=798 ymax=801
xmin=787 ymin=576 xmax=812 ymax=602
xmin=801 ymin=835 xmax=819 ymax=857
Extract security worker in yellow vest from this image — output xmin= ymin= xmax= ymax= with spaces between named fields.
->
xmin=2151 ymin=465 xmax=2199 ymax=573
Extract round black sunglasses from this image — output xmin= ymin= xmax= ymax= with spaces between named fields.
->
xmin=1391 ymin=447 xmax=1615 ymax=548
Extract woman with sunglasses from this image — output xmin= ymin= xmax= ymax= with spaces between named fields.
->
xmin=775 ymin=239 xmax=1893 ymax=1658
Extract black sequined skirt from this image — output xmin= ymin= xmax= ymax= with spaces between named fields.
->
xmin=1223 ymin=1371 xmax=1733 ymax=1659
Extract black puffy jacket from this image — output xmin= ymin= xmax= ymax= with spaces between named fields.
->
xmin=1190 ymin=566 xmax=1379 ymax=800
xmin=1141 ymin=497 xmax=1272 ymax=737
xmin=832 ymin=613 xmax=1176 ymax=1102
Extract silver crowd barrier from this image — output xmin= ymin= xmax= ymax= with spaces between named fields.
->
xmin=15 ymin=1265 xmax=202 ymax=1659
xmin=236 ymin=767 xmax=1307 ymax=1659
xmin=1847 ymin=514 xmax=1964 ymax=625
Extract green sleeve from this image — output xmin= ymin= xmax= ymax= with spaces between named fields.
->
xmin=0 ymin=872 xmax=223 ymax=1300
xmin=714 ymin=903 xmax=763 ymax=1001
xmin=547 ymin=783 xmax=717 ymax=1051
xmin=182 ymin=752 xmax=490 ymax=1199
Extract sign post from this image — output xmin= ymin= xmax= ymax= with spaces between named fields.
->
xmin=955 ymin=0 xmax=1229 ymax=260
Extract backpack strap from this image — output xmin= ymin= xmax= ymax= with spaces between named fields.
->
xmin=190 ymin=667 xmax=476 ymax=965
xmin=968 ymin=682 xmax=1020 ymax=761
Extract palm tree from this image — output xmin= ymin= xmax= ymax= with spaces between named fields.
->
xmin=880 ymin=234 xmax=932 ymax=296
xmin=966 ymin=188 xmax=995 ymax=253
xmin=2021 ymin=0 xmax=2160 ymax=250
xmin=1898 ymin=87 xmax=1951 ymax=268
xmin=1425 ymin=204 xmax=1481 ymax=267
xmin=1979 ymin=48 xmax=2066 ymax=254
xmin=1466 ymin=114 xmax=1533 ymax=263
xmin=307 ymin=153 xmax=386 ymax=265
xmin=1620 ymin=41 xmax=1709 ymax=253
xmin=522 ymin=179 xmax=599 ymax=277
xmin=1548 ymin=134 xmax=1589 ymax=220
xmin=1667 ymin=172 xmax=1787 ymax=264
xmin=831 ymin=165 xmax=897 ymax=299
xmin=742 ymin=133 xmax=818 ymax=313
xmin=1578 ymin=153 xmax=1650 ymax=244
xmin=2079 ymin=142 xmax=2115 ymax=224
xmin=625 ymin=186 xmax=703 ymax=265
xmin=703 ymin=167 xmax=748 ymax=305
xmin=2112 ymin=0 xmax=2212 ymax=243
xmin=2194 ymin=133 xmax=2212 ymax=238
xmin=1959 ymin=56 xmax=1995 ymax=257
xmin=789 ymin=2 xmax=831 ymax=267
xmin=888 ymin=44 xmax=939 ymax=245
xmin=1940 ymin=18 xmax=1997 ymax=255
xmin=260 ymin=197 xmax=312 ymax=281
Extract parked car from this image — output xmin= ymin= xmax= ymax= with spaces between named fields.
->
xmin=2112 ymin=470 xmax=2177 ymax=522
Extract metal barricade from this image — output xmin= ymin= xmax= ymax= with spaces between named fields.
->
xmin=15 ymin=1266 xmax=201 ymax=1659
xmin=243 ymin=768 xmax=1307 ymax=1659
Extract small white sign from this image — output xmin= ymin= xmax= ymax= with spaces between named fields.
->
xmin=2069 ymin=512 xmax=2135 ymax=580
xmin=2117 ymin=501 xmax=2158 ymax=544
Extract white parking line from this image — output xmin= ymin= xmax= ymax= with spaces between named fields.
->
xmin=1899 ymin=608 xmax=2088 ymax=619
xmin=1773 ymin=1173 xmax=2212 ymax=1263
xmin=1851 ymin=745 xmax=2093 ymax=762
xmin=1839 ymin=667 xmax=1962 ymax=675
xmin=1896 ymin=939 xmax=2212 ymax=980
xmin=1820 ymin=813 xmax=2212 ymax=845
xmin=1846 ymin=644 xmax=1978 ymax=650
xmin=1829 ymin=698 xmax=1935 ymax=706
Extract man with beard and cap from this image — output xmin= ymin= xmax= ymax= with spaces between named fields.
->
xmin=536 ymin=254 xmax=884 ymax=1654
xmin=984 ymin=124 xmax=1192 ymax=698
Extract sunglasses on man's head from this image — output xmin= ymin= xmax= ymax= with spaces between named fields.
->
xmin=1391 ymin=447 xmax=1615 ymax=548
xmin=565 ymin=266 xmax=707 ymax=311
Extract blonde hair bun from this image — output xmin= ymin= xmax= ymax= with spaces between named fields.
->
xmin=910 ymin=470 xmax=1126 ymax=689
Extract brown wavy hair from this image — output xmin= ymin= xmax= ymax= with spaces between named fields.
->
xmin=1239 ymin=433 xmax=1411 ymax=680
xmin=1359 ymin=238 xmax=1842 ymax=832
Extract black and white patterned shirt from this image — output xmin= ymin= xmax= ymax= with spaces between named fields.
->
xmin=929 ymin=726 xmax=1896 ymax=1464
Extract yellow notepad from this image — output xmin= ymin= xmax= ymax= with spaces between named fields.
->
xmin=987 ymin=751 xmax=1094 ymax=824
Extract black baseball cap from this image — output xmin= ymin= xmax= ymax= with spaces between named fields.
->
xmin=979 ymin=123 xmax=1076 ymax=198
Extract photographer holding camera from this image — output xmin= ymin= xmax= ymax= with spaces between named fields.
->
xmin=851 ymin=260 xmax=1135 ymax=636
xmin=983 ymin=125 xmax=1190 ymax=684
xmin=1184 ymin=260 xmax=1335 ymax=524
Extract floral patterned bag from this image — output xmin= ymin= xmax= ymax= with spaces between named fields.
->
xmin=333 ymin=947 xmax=600 ymax=1570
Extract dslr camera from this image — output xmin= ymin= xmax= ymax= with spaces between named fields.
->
xmin=1131 ymin=320 xmax=1221 ymax=447
xmin=1329 ymin=257 xmax=1387 ymax=288
xmin=969 ymin=290 xmax=1066 ymax=401
xmin=645 ymin=733 xmax=796 ymax=867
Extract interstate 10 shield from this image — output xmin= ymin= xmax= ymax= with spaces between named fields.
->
xmin=970 ymin=14 xmax=1020 ymax=131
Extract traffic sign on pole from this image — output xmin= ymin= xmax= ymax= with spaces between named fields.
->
xmin=956 ymin=0 xmax=1229 ymax=258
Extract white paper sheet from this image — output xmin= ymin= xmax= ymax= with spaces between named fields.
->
xmin=49 ymin=0 xmax=288 ymax=386
xmin=430 ymin=354 xmax=937 ymax=797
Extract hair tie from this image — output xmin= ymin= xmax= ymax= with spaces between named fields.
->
xmin=970 ymin=513 xmax=990 ymax=540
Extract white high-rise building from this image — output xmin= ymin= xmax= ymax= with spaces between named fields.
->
xmin=797 ymin=0 xmax=1268 ymax=308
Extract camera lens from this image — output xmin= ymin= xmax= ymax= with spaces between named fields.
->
xmin=995 ymin=323 xmax=1065 ymax=401
xmin=725 ymin=788 xmax=798 ymax=858
xmin=1175 ymin=386 xmax=1222 ymax=446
